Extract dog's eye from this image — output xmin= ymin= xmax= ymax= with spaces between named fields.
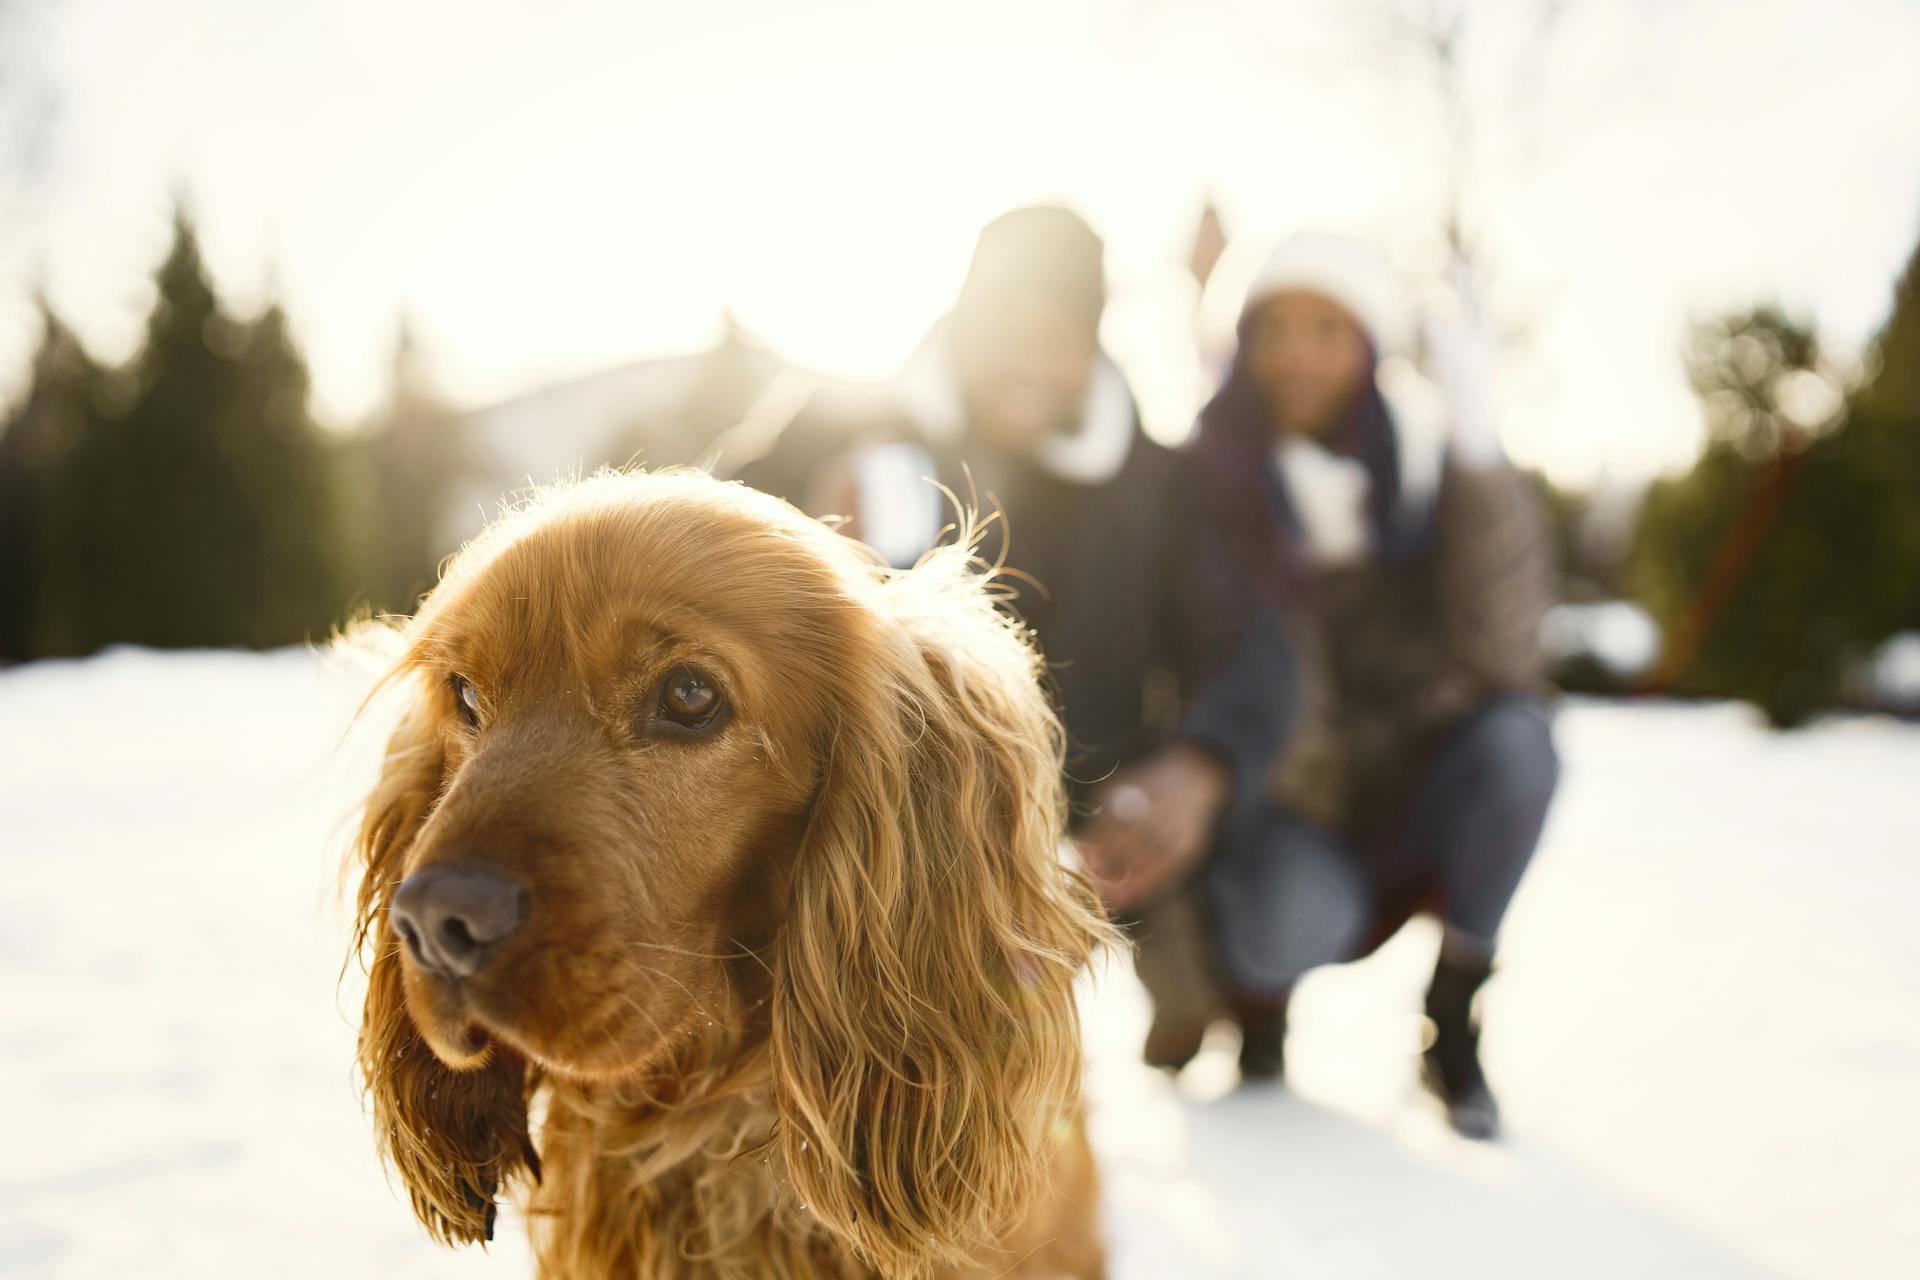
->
xmin=656 ymin=666 xmax=724 ymax=732
xmin=449 ymin=674 xmax=482 ymax=729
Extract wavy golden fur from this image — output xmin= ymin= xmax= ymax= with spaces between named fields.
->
xmin=343 ymin=470 xmax=1114 ymax=1278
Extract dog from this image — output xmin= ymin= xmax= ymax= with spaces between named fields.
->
xmin=342 ymin=470 xmax=1112 ymax=1278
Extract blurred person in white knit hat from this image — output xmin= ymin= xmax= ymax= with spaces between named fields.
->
xmin=1089 ymin=232 xmax=1560 ymax=1140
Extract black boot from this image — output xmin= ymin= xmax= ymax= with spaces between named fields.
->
xmin=1234 ymin=994 xmax=1288 ymax=1084
xmin=1421 ymin=939 xmax=1501 ymax=1140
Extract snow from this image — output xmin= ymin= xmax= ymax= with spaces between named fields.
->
xmin=1539 ymin=599 xmax=1662 ymax=680
xmin=4 ymin=649 xmax=1917 ymax=1278
xmin=1859 ymin=631 xmax=1920 ymax=714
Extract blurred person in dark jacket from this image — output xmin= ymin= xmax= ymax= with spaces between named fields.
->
xmin=732 ymin=204 xmax=1295 ymax=974
xmin=1148 ymin=233 xmax=1560 ymax=1141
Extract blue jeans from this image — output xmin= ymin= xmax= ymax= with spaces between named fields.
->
xmin=1208 ymin=696 xmax=1559 ymax=996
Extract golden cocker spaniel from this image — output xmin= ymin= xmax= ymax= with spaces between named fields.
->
xmin=343 ymin=470 xmax=1112 ymax=1278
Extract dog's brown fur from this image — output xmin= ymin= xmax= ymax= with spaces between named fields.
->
xmin=343 ymin=470 xmax=1112 ymax=1278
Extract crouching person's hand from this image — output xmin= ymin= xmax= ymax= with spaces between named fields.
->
xmin=1080 ymin=743 xmax=1230 ymax=914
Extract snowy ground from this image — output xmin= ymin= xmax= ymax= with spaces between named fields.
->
xmin=3 ymin=648 xmax=1917 ymax=1279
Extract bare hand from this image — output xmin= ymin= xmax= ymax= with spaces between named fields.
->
xmin=1080 ymin=744 xmax=1230 ymax=914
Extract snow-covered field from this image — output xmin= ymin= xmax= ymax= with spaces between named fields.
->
xmin=4 ymin=648 xmax=1917 ymax=1279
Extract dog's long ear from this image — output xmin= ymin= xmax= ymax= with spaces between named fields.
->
xmin=347 ymin=674 xmax=536 ymax=1245
xmin=770 ymin=547 xmax=1113 ymax=1277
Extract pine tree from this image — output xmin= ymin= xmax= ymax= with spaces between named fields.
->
xmin=32 ymin=206 xmax=352 ymax=654
xmin=1854 ymin=236 xmax=1920 ymax=430
xmin=361 ymin=315 xmax=463 ymax=616
xmin=54 ymin=208 xmax=254 ymax=647
xmin=228 ymin=299 xmax=350 ymax=646
xmin=1629 ymin=227 xmax=1920 ymax=725
xmin=0 ymin=300 xmax=104 ymax=660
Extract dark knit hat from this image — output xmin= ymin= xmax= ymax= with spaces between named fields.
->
xmin=956 ymin=205 xmax=1107 ymax=326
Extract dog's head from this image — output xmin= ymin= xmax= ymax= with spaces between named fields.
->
xmin=345 ymin=470 xmax=1107 ymax=1273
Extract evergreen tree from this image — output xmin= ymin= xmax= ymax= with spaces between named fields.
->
xmin=360 ymin=315 xmax=463 ymax=616
xmin=0 ymin=300 xmax=104 ymax=660
xmin=31 ymin=206 xmax=352 ymax=654
xmin=1854 ymin=236 xmax=1920 ymax=431
xmin=48 ymin=208 xmax=254 ymax=647
xmin=228 ymin=299 xmax=351 ymax=646
xmin=1629 ymin=230 xmax=1920 ymax=725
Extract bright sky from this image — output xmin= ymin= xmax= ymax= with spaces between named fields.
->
xmin=2 ymin=0 xmax=1917 ymax=484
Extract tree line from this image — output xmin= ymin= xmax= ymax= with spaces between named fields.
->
xmin=0 ymin=209 xmax=455 ymax=662
xmin=2 ymin=208 xmax=1917 ymax=727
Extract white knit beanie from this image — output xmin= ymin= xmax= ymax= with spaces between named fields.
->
xmin=1239 ymin=232 xmax=1414 ymax=358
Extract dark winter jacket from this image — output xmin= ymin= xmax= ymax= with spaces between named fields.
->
xmin=1192 ymin=376 xmax=1557 ymax=856
xmin=1289 ymin=463 xmax=1554 ymax=841
xmin=730 ymin=363 xmax=1294 ymax=824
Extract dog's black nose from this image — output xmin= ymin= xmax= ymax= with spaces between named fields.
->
xmin=391 ymin=866 xmax=526 ymax=979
